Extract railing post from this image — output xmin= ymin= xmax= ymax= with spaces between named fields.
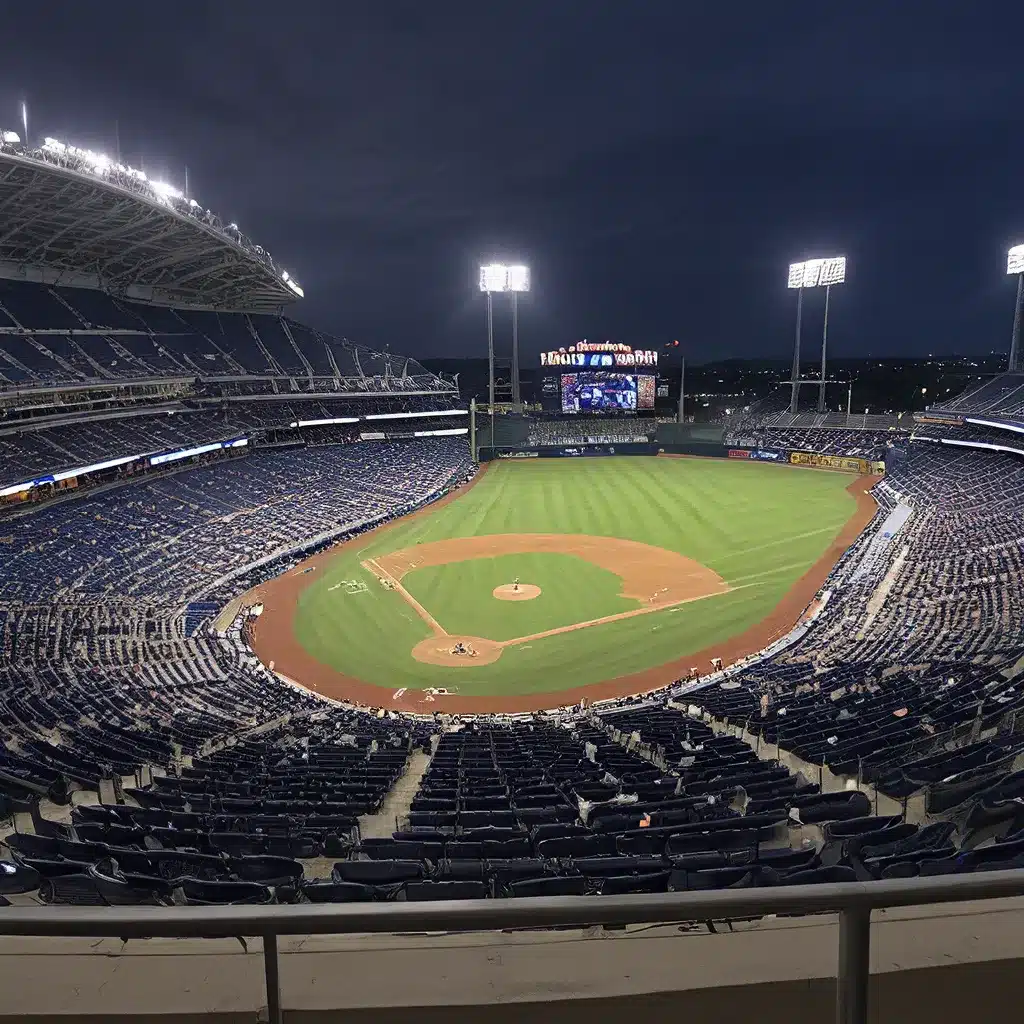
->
xmin=836 ymin=907 xmax=870 ymax=1024
xmin=263 ymin=933 xmax=282 ymax=1024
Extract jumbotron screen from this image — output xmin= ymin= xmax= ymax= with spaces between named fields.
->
xmin=560 ymin=372 xmax=655 ymax=413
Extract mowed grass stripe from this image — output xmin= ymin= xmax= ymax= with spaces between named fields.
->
xmin=291 ymin=457 xmax=858 ymax=695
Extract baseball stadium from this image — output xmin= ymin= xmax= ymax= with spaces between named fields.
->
xmin=1 ymin=129 xmax=1024 ymax=1022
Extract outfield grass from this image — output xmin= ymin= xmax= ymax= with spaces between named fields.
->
xmin=292 ymin=457 xmax=857 ymax=695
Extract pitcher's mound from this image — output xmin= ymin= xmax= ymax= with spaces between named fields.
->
xmin=411 ymin=635 xmax=503 ymax=667
xmin=493 ymin=584 xmax=541 ymax=601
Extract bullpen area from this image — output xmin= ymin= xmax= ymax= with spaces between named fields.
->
xmin=249 ymin=456 xmax=875 ymax=712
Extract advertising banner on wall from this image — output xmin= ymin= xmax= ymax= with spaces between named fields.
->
xmin=749 ymin=449 xmax=786 ymax=462
xmin=790 ymin=451 xmax=869 ymax=473
xmin=728 ymin=449 xmax=751 ymax=459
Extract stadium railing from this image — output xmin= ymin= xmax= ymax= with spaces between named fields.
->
xmin=2 ymin=871 xmax=1024 ymax=1024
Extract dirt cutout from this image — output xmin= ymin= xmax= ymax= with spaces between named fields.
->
xmin=493 ymin=584 xmax=542 ymax=601
xmin=411 ymin=635 xmax=504 ymax=667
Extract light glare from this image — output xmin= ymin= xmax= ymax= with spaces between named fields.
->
xmin=788 ymin=256 xmax=846 ymax=288
xmin=1008 ymin=246 xmax=1024 ymax=275
xmin=479 ymin=263 xmax=509 ymax=292
xmin=506 ymin=265 xmax=530 ymax=292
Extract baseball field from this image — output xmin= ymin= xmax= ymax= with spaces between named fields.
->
xmin=249 ymin=456 xmax=875 ymax=713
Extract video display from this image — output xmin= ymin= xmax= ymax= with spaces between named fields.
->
xmin=560 ymin=372 xmax=655 ymax=413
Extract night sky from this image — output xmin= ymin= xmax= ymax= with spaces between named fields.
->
xmin=3 ymin=2 xmax=1024 ymax=364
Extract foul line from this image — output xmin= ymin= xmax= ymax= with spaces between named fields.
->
xmin=363 ymin=557 xmax=449 ymax=636
xmin=495 ymin=585 xmax=739 ymax=649
xmin=710 ymin=524 xmax=845 ymax=565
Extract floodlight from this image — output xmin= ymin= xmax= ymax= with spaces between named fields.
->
xmin=281 ymin=271 xmax=304 ymax=298
xmin=1008 ymin=246 xmax=1024 ymax=275
xmin=787 ymin=256 xmax=845 ymax=289
xmin=1 ymin=131 xmax=19 ymax=144
xmin=506 ymin=265 xmax=530 ymax=292
xmin=479 ymin=263 xmax=509 ymax=293
xmin=819 ymin=256 xmax=846 ymax=285
xmin=150 ymin=180 xmax=183 ymax=201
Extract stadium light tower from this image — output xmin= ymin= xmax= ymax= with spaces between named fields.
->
xmin=479 ymin=263 xmax=530 ymax=420
xmin=507 ymin=264 xmax=530 ymax=408
xmin=1007 ymin=245 xmax=1024 ymax=372
xmin=787 ymin=256 xmax=846 ymax=413
xmin=479 ymin=264 xmax=506 ymax=418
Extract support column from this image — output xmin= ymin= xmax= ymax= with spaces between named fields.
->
xmin=818 ymin=284 xmax=831 ymax=413
xmin=1010 ymin=273 xmax=1023 ymax=372
xmin=511 ymin=291 xmax=521 ymax=408
xmin=790 ymin=288 xmax=803 ymax=413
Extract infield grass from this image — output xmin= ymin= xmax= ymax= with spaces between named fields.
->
xmin=292 ymin=456 xmax=859 ymax=695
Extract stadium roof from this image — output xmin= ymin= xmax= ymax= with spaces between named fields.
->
xmin=0 ymin=136 xmax=303 ymax=313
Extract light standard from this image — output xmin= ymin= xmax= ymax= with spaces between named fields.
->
xmin=1006 ymin=245 xmax=1024 ymax=372
xmin=506 ymin=265 xmax=530 ymax=409
xmin=479 ymin=263 xmax=531 ymax=432
xmin=786 ymin=257 xmax=847 ymax=413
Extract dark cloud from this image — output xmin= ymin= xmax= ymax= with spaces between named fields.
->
xmin=3 ymin=1 xmax=1024 ymax=361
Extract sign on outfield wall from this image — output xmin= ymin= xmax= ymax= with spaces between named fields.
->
xmin=728 ymin=449 xmax=751 ymax=459
xmin=789 ymin=451 xmax=869 ymax=473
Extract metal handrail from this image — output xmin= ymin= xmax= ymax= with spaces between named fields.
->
xmin=2 ymin=871 xmax=1024 ymax=1024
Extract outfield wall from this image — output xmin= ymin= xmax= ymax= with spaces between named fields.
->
xmin=479 ymin=442 xmax=736 ymax=460
xmin=480 ymin=442 xmax=664 ymax=460
xmin=727 ymin=447 xmax=885 ymax=474
xmin=480 ymin=442 xmax=886 ymax=471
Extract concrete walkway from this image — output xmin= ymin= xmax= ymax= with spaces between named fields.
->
xmin=358 ymin=748 xmax=433 ymax=840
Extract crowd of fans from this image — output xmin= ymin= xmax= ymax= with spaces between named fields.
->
xmin=1 ymin=438 xmax=474 ymax=603
xmin=526 ymin=418 xmax=655 ymax=447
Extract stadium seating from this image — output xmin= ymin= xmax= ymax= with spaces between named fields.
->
xmin=7 ymin=360 xmax=1024 ymax=908
xmin=0 ymin=395 xmax=464 ymax=488
xmin=1 ymin=437 xmax=473 ymax=603
xmin=0 ymin=279 xmax=438 ymax=388
xmin=725 ymin=425 xmax=907 ymax=458
xmin=526 ymin=418 xmax=654 ymax=447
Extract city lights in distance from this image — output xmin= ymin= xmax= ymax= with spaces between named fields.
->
xmin=787 ymin=257 xmax=846 ymax=289
xmin=1007 ymin=246 xmax=1024 ymax=275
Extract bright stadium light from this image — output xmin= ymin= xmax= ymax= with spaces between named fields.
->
xmin=1008 ymin=245 xmax=1024 ymax=276
xmin=281 ymin=270 xmax=304 ymax=298
xmin=479 ymin=263 xmax=509 ymax=293
xmin=1 ymin=131 xmax=19 ymax=144
xmin=786 ymin=255 xmax=847 ymax=414
xmin=787 ymin=256 xmax=846 ymax=289
xmin=506 ymin=264 xmax=530 ymax=292
xmin=150 ymin=180 xmax=183 ymax=201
